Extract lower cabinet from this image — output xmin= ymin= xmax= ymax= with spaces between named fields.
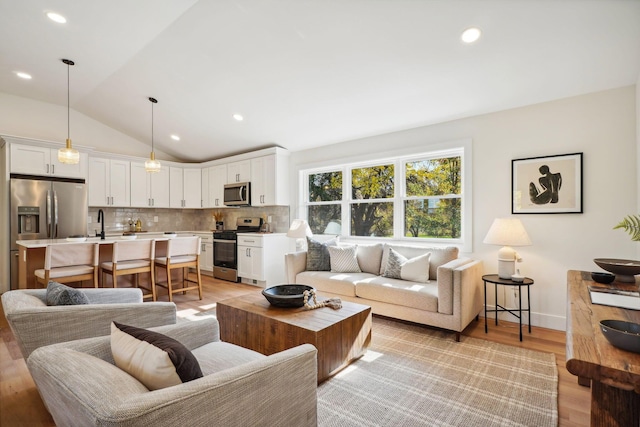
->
xmin=194 ymin=233 xmax=213 ymax=274
xmin=237 ymin=234 xmax=290 ymax=287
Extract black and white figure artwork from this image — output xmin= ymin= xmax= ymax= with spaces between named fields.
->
xmin=512 ymin=153 xmax=583 ymax=214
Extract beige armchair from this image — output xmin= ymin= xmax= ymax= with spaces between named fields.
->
xmin=27 ymin=318 xmax=318 ymax=427
xmin=1 ymin=288 xmax=176 ymax=359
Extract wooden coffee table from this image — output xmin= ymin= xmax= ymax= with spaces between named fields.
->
xmin=217 ymin=290 xmax=372 ymax=383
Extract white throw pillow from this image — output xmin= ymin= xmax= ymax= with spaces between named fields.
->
xmin=111 ymin=322 xmax=203 ymax=390
xmin=328 ymin=245 xmax=362 ymax=273
xmin=382 ymin=248 xmax=430 ymax=283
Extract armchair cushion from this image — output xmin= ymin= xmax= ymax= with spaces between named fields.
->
xmin=45 ymin=281 xmax=90 ymax=306
xmin=111 ymin=322 xmax=203 ymax=390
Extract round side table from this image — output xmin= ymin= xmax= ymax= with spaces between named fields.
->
xmin=482 ymin=274 xmax=534 ymax=341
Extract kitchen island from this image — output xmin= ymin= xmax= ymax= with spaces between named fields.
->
xmin=16 ymin=232 xmax=203 ymax=289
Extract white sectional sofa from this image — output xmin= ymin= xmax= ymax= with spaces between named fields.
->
xmin=285 ymin=241 xmax=484 ymax=340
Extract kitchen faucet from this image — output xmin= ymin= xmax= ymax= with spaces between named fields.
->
xmin=97 ymin=209 xmax=105 ymax=240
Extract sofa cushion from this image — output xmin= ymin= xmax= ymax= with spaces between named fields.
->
xmin=111 ymin=321 xmax=203 ymax=390
xmin=328 ymin=245 xmax=361 ymax=273
xmin=193 ymin=341 xmax=265 ymax=375
xmin=45 ymin=281 xmax=90 ymax=306
xmin=306 ymin=237 xmax=338 ymax=271
xmin=355 ymin=243 xmax=384 ymax=274
xmin=382 ymin=248 xmax=430 ymax=283
xmin=379 ymin=245 xmax=458 ymax=280
xmin=355 ymin=277 xmax=439 ymax=312
xmin=295 ymin=271 xmax=377 ymax=297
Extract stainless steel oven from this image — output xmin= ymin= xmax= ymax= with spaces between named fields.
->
xmin=213 ymin=217 xmax=262 ymax=282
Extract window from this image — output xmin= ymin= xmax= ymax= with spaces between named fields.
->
xmin=303 ymin=144 xmax=468 ymax=246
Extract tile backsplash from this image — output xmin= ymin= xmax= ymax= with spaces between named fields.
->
xmin=87 ymin=206 xmax=290 ymax=235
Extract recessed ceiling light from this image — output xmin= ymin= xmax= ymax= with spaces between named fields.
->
xmin=461 ymin=27 xmax=481 ymax=44
xmin=233 ymin=114 xmax=244 ymax=121
xmin=16 ymin=72 xmax=32 ymax=80
xmin=46 ymin=12 xmax=67 ymax=24
xmin=170 ymin=134 xmax=180 ymax=141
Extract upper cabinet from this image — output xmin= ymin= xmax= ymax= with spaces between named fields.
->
xmin=207 ymin=164 xmax=227 ymax=208
xmin=227 ymin=160 xmax=251 ymax=183
xmin=251 ymin=153 xmax=290 ymax=206
xmin=88 ymin=157 xmax=130 ymax=207
xmin=130 ymin=162 xmax=170 ymax=208
xmin=170 ymin=166 xmax=201 ymax=208
xmin=10 ymin=143 xmax=88 ymax=179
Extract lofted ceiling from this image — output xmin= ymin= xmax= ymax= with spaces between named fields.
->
xmin=1 ymin=0 xmax=639 ymax=162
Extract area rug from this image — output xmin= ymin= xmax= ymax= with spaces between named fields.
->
xmin=317 ymin=317 xmax=558 ymax=427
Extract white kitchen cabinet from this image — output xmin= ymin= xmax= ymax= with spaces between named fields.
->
xmin=88 ymin=157 xmax=130 ymax=207
xmin=227 ymin=160 xmax=251 ymax=183
xmin=201 ymin=168 xmax=209 ymax=207
xmin=130 ymin=161 xmax=170 ymax=208
xmin=237 ymin=233 xmax=289 ymax=287
xmin=251 ymin=153 xmax=289 ymax=206
xmin=194 ymin=232 xmax=213 ymax=274
xmin=207 ymin=164 xmax=227 ymax=208
xmin=170 ymin=167 xmax=201 ymax=208
xmin=10 ymin=142 xmax=88 ymax=179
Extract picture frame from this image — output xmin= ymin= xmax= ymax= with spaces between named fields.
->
xmin=512 ymin=152 xmax=583 ymax=214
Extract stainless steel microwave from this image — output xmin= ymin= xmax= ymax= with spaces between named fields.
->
xmin=224 ymin=182 xmax=251 ymax=206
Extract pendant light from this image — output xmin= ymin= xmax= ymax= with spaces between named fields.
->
xmin=57 ymin=59 xmax=80 ymax=164
xmin=144 ymin=97 xmax=161 ymax=173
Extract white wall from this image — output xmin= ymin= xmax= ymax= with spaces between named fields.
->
xmin=0 ymin=92 xmax=176 ymax=160
xmin=290 ymin=85 xmax=638 ymax=331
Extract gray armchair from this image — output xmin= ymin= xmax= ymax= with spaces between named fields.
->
xmin=1 ymin=288 xmax=177 ymax=359
xmin=27 ymin=318 xmax=318 ymax=427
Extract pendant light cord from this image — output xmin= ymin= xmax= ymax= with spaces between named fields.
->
xmin=67 ymin=61 xmax=70 ymax=140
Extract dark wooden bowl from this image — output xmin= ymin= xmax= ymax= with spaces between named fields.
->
xmin=600 ymin=320 xmax=640 ymax=353
xmin=591 ymin=272 xmax=615 ymax=284
xmin=262 ymin=284 xmax=314 ymax=308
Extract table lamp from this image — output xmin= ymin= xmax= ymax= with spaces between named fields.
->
xmin=287 ymin=219 xmax=312 ymax=251
xmin=483 ymin=218 xmax=532 ymax=279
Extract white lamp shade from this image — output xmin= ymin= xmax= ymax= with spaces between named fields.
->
xmin=483 ymin=218 xmax=532 ymax=247
xmin=287 ymin=219 xmax=312 ymax=238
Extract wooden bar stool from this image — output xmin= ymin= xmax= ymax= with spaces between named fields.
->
xmin=35 ymin=243 xmax=99 ymax=288
xmin=154 ymin=236 xmax=202 ymax=302
xmin=100 ymin=239 xmax=156 ymax=301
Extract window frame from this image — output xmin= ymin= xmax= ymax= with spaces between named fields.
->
xmin=297 ymin=139 xmax=472 ymax=252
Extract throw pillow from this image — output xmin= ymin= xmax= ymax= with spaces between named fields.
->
xmin=111 ymin=321 xmax=203 ymax=391
xmin=355 ymin=243 xmax=384 ymax=274
xmin=45 ymin=281 xmax=90 ymax=306
xmin=306 ymin=237 xmax=337 ymax=271
xmin=328 ymin=245 xmax=362 ymax=273
xmin=382 ymin=248 xmax=431 ymax=283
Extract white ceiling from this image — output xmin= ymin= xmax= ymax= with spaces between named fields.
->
xmin=1 ymin=0 xmax=639 ymax=162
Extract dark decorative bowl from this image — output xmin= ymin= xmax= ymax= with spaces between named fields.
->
xmin=591 ymin=272 xmax=616 ymax=284
xmin=262 ymin=284 xmax=314 ymax=308
xmin=600 ymin=320 xmax=640 ymax=353
xmin=593 ymin=258 xmax=640 ymax=283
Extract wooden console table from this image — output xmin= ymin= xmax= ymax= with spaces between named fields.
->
xmin=566 ymin=270 xmax=640 ymax=427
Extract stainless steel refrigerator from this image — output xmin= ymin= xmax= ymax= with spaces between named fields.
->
xmin=10 ymin=175 xmax=88 ymax=290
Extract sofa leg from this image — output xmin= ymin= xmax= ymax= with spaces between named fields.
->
xmin=475 ymin=314 xmax=479 ymax=321
xmin=455 ymin=332 xmax=460 ymax=342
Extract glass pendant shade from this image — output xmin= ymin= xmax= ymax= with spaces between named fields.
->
xmin=58 ymin=59 xmax=79 ymax=164
xmin=145 ymin=152 xmax=161 ymax=173
xmin=58 ymin=138 xmax=79 ymax=164
xmin=145 ymin=97 xmax=161 ymax=173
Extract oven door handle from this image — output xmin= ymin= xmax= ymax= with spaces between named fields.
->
xmin=213 ymin=239 xmax=236 ymax=244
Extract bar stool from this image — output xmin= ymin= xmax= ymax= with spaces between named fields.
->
xmin=154 ymin=236 xmax=202 ymax=302
xmin=35 ymin=243 xmax=99 ymax=288
xmin=100 ymin=239 xmax=156 ymax=301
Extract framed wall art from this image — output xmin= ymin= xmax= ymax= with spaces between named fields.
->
xmin=512 ymin=152 xmax=583 ymax=214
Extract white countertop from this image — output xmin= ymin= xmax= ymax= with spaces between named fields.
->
xmin=16 ymin=232 xmax=205 ymax=249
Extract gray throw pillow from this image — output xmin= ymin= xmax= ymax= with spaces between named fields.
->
xmin=306 ymin=237 xmax=337 ymax=271
xmin=45 ymin=281 xmax=90 ymax=306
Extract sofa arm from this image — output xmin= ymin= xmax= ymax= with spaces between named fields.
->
xmin=436 ymin=258 xmax=481 ymax=316
xmin=4 ymin=296 xmax=177 ymax=359
xmin=285 ymin=251 xmax=307 ymax=283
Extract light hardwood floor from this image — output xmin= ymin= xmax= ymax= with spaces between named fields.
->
xmin=0 ymin=275 xmax=590 ymax=426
